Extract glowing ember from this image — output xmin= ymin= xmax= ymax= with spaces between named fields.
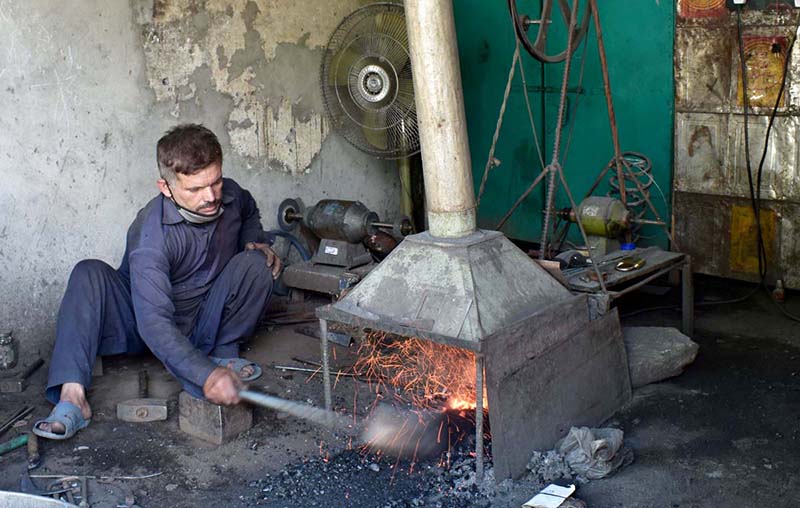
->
xmin=354 ymin=331 xmax=488 ymax=412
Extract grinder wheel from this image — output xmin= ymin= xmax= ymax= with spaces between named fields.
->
xmin=277 ymin=198 xmax=305 ymax=232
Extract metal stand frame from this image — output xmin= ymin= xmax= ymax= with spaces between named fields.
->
xmin=474 ymin=354 xmax=485 ymax=481
xmin=585 ymin=254 xmax=694 ymax=337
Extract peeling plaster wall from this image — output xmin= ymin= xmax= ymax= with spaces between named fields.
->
xmin=0 ymin=0 xmax=400 ymax=354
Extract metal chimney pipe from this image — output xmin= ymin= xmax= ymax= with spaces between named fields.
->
xmin=405 ymin=0 xmax=477 ymax=238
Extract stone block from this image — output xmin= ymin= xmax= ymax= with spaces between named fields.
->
xmin=623 ymin=326 xmax=699 ymax=388
xmin=178 ymin=391 xmax=252 ymax=445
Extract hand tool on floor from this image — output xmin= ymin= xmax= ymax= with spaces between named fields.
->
xmin=78 ymin=476 xmax=89 ymax=508
xmin=116 ymin=371 xmax=167 ymax=423
xmin=0 ymin=358 xmax=44 ymax=393
xmin=27 ymin=432 xmax=40 ymax=470
xmin=0 ymin=405 xmax=34 ymax=439
xmin=0 ymin=433 xmax=28 ymax=456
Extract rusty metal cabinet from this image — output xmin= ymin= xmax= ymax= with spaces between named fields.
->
xmin=674 ymin=0 xmax=800 ymax=287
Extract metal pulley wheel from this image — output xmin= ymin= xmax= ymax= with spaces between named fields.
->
xmin=277 ymin=198 xmax=305 ymax=232
xmin=508 ymin=0 xmax=592 ymax=63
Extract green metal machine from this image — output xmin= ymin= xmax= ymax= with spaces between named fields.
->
xmin=453 ymin=0 xmax=674 ymax=249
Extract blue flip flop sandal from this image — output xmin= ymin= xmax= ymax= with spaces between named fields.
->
xmin=210 ymin=357 xmax=262 ymax=382
xmin=32 ymin=401 xmax=91 ymax=440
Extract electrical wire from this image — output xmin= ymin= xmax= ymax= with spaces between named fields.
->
xmin=736 ymin=6 xmax=800 ymax=322
xmin=622 ymin=9 xmax=800 ymax=322
xmin=626 ymin=9 xmax=800 ymax=322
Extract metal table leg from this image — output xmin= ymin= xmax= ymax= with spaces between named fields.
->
xmin=474 ymin=354 xmax=485 ymax=483
xmin=682 ymin=256 xmax=694 ymax=337
xmin=320 ymin=319 xmax=332 ymax=411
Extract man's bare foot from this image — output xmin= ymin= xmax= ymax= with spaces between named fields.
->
xmin=36 ymin=382 xmax=92 ymax=435
xmin=224 ymin=360 xmax=255 ymax=380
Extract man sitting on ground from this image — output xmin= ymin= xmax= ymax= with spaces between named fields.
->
xmin=34 ymin=124 xmax=280 ymax=439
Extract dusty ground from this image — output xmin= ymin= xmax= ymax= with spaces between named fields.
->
xmin=0 ymin=277 xmax=799 ymax=507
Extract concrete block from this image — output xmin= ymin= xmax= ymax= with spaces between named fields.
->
xmin=623 ymin=326 xmax=699 ymax=388
xmin=178 ymin=391 xmax=252 ymax=445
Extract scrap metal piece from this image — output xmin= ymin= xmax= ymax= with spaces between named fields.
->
xmin=116 ymin=398 xmax=168 ymax=423
xmin=615 ymin=257 xmax=646 ymax=272
xmin=116 ymin=370 xmax=168 ymax=423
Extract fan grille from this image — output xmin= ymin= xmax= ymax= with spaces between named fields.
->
xmin=321 ymin=3 xmax=419 ymax=159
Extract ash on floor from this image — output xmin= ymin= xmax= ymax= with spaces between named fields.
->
xmin=243 ymin=446 xmax=494 ymax=508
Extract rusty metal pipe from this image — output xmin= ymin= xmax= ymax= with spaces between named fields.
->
xmin=405 ymin=0 xmax=476 ymax=238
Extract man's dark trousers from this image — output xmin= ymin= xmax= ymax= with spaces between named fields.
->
xmin=46 ymin=250 xmax=272 ymax=402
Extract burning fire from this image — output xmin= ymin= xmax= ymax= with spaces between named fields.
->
xmin=354 ymin=331 xmax=488 ymax=413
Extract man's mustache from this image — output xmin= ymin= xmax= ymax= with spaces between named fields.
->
xmin=198 ymin=200 xmax=220 ymax=209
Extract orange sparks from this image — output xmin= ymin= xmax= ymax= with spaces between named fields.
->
xmin=354 ymin=331 xmax=488 ymax=412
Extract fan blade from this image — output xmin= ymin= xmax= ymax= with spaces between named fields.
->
xmin=374 ymin=11 xmax=411 ymax=74
xmin=327 ymin=45 xmax=363 ymax=87
xmin=361 ymin=109 xmax=389 ymax=150
xmin=363 ymin=126 xmax=389 ymax=151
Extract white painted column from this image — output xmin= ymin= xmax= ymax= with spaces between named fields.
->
xmin=405 ymin=0 xmax=477 ymax=238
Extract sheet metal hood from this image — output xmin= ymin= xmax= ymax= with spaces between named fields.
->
xmin=317 ymin=230 xmax=574 ymax=352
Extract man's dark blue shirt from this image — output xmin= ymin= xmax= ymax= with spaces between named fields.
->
xmin=117 ymin=178 xmax=264 ymax=389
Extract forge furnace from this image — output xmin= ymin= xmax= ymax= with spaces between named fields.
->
xmin=316 ymin=0 xmax=631 ymax=479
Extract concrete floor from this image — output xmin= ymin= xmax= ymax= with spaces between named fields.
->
xmin=0 ymin=277 xmax=798 ymax=507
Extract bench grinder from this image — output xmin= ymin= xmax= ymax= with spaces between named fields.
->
xmin=277 ymin=198 xmax=413 ymax=296
xmin=557 ymin=196 xmax=632 ymax=256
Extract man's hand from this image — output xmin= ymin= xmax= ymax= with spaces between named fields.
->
xmin=203 ymin=367 xmax=243 ymax=405
xmin=244 ymin=242 xmax=282 ymax=279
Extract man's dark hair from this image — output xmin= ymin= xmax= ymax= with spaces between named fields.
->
xmin=157 ymin=124 xmax=223 ymax=184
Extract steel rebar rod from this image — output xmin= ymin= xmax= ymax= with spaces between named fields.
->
xmin=239 ymin=390 xmax=353 ymax=433
xmin=590 ymin=0 xmax=626 ymax=206
xmin=0 ymin=406 xmax=34 ymax=438
xmin=274 ymin=365 xmax=359 ymax=378
xmin=320 ymin=319 xmax=332 ymax=411
xmin=540 ymin=0 xmax=580 ymax=260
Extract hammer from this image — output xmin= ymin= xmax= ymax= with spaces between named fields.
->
xmin=0 ymin=358 xmax=44 ymax=393
xmin=116 ymin=371 xmax=168 ymax=423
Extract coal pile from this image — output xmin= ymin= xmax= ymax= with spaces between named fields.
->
xmin=241 ymin=443 xmax=496 ymax=508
